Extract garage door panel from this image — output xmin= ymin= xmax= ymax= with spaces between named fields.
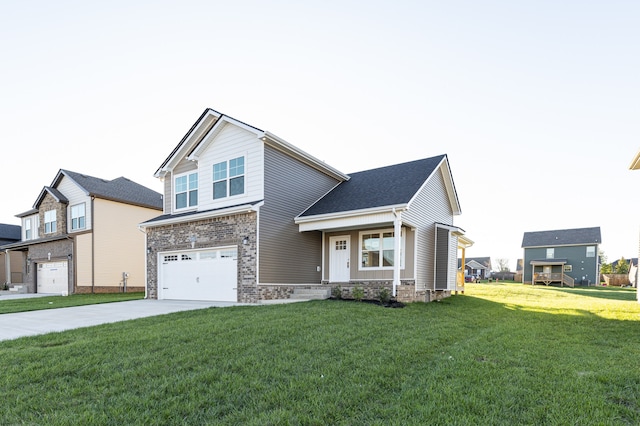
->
xmin=159 ymin=248 xmax=237 ymax=302
xmin=37 ymin=262 xmax=69 ymax=294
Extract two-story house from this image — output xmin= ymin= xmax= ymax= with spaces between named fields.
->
xmin=141 ymin=108 xmax=472 ymax=303
xmin=521 ymin=226 xmax=602 ymax=286
xmin=0 ymin=170 xmax=162 ymax=294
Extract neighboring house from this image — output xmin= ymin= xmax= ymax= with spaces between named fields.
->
xmin=521 ymin=227 xmax=602 ymax=287
xmin=0 ymin=223 xmax=22 ymax=286
xmin=141 ymin=108 xmax=472 ymax=303
xmin=0 ymin=170 xmax=162 ymax=294
xmin=457 ymin=256 xmax=491 ymax=279
xmin=629 ymin=150 xmax=640 ymax=301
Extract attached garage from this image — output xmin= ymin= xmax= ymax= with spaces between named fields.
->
xmin=37 ymin=261 xmax=69 ymax=294
xmin=158 ymin=247 xmax=238 ymax=302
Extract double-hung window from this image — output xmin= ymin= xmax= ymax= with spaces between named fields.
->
xmin=71 ymin=203 xmax=86 ymax=230
xmin=546 ymin=248 xmax=554 ymax=259
xmin=175 ymin=172 xmax=198 ymax=210
xmin=44 ymin=210 xmax=57 ymax=234
xmin=360 ymin=229 xmax=404 ymax=269
xmin=213 ymin=156 xmax=245 ymax=199
xmin=25 ymin=218 xmax=32 ymax=240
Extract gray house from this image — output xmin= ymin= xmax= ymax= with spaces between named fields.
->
xmin=141 ymin=108 xmax=472 ymax=303
xmin=521 ymin=227 xmax=601 ymax=286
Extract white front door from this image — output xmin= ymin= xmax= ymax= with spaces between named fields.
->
xmin=329 ymin=236 xmax=350 ymax=282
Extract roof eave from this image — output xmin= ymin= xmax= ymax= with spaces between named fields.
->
xmin=295 ymin=204 xmax=408 ymax=224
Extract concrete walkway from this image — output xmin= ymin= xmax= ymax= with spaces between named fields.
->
xmin=0 ymin=298 xmax=251 ymax=342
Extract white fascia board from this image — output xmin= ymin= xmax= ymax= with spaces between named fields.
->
xmin=296 ymin=205 xmax=407 ymax=232
xmin=139 ymin=203 xmax=258 ymax=229
xmin=406 ymin=156 xmax=461 ymax=216
xmin=188 ymin=116 xmax=264 ymax=161
xmin=261 ymin=131 xmax=349 ymax=181
xmin=154 ymin=110 xmax=221 ymax=178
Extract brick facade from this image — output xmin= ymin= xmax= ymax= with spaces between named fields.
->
xmin=38 ymin=193 xmax=68 ymax=238
xmin=25 ymin=239 xmax=73 ymax=294
xmin=146 ymin=212 xmax=258 ymax=302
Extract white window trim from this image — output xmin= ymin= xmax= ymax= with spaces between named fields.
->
xmin=174 ymin=171 xmax=198 ymax=212
xmin=358 ymin=228 xmax=405 ymax=271
xmin=546 ymin=248 xmax=554 ymax=259
xmin=213 ymin=156 xmax=245 ymax=200
xmin=24 ymin=218 xmax=32 ymax=240
xmin=70 ymin=203 xmax=86 ymax=231
xmin=586 ymin=246 xmax=596 ymax=257
xmin=44 ymin=210 xmax=57 ymax=234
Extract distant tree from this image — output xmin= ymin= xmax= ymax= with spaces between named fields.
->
xmin=495 ymin=258 xmax=510 ymax=272
xmin=615 ymin=257 xmax=630 ymax=274
xmin=599 ymin=249 xmax=607 ymax=265
xmin=600 ymin=263 xmax=612 ymax=274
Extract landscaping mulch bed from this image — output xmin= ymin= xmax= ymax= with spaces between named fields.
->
xmin=328 ymin=297 xmax=405 ymax=308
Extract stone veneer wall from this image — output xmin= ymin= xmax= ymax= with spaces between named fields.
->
xmin=146 ymin=212 xmax=258 ymax=302
xmin=38 ymin=193 xmax=68 ymax=237
xmin=26 ymin=239 xmax=74 ymax=294
xmin=324 ymin=280 xmax=453 ymax=303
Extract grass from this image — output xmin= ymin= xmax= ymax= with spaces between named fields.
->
xmin=0 ymin=283 xmax=639 ymax=425
xmin=0 ymin=292 xmax=144 ymax=314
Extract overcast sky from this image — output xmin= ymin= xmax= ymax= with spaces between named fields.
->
xmin=1 ymin=1 xmax=638 ymax=270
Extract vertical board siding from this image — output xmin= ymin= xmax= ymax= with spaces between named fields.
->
xmin=260 ymin=145 xmax=341 ymax=284
xmin=93 ymin=199 xmax=159 ymax=289
xmin=57 ymin=176 xmax=93 ymax=231
xmin=403 ymin=167 xmax=455 ymax=291
xmin=448 ymin=233 xmax=458 ymax=289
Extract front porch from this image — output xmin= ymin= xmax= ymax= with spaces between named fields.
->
xmin=530 ymin=259 xmax=575 ymax=287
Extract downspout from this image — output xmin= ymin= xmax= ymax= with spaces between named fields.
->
xmin=91 ymin=196 xmax=95 ymax=294
xmin=392 ymin=208 xmax=402 ymax=297
xmin=4 ymin=249 xmax=10 ymax=285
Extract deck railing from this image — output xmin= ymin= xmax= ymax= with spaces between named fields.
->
xmin=533 ymin=272 xmax=575 ymax=287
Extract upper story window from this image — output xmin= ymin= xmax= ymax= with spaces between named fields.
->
xmin=175 ymin=172 xmax=198 ymax=210
xmin=359 ymin=229 xmax=404 ymax=270
xmin=213 ymin=156 xmax=245 ymax=200
xmin=586 ymin=246 xmax=595 ymax=257
xmin=546 ymin=248 xmax=554 ymax=259
xmin=44 ymin=210 xmax=57 ymax=234
xmin=25 ymin=218 xmax=32 ymax=240
xmin=71 ymin=203 xmax=86 ymax=230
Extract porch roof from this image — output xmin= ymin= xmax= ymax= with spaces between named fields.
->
xmin=529 ymin=258 xmax=568 ymax=266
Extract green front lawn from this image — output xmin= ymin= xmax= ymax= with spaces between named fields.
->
xmin=0 ymin=292 xmax=144 ymax=314
xmin=0 ymin=284 xmax=638 ymax=425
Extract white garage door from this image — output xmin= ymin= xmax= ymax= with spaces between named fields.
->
xmin=159 ymin=247 xmax=238 ymax=302
xmin=37 ymin=261 xmax=69 ymax=294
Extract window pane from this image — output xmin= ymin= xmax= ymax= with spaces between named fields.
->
xmin=176 ymin=192 xmax=187 ymax=209
xmin=230 ymin=157 xmax=244 ymax=177
xmin=383 ymin=250 xmax=394 ymax=266
xmin=188 ymin=189 xmax=198 ymax=206
xmin=586 ymin=246 xmax=595 ymax=257
xmin=362 ymin=234 xmax=380 ymax=267
xmin=188 ymin=173 xmax=198 ymax=189
xmin=230 ymin=176 xmax=244 ymax=196
xmin=213 ymin=162 xmax=227 ymax=181
xmin=546 ymin=248 xmax=554 ymax=259
xmin=175 ymin=176 xmax=187 ymax=192
xmin=213 ymin=181 xmax=227 ymax=199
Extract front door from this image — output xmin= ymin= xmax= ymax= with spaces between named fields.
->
xmin=329 ymin=236 xmax=350 ymax=282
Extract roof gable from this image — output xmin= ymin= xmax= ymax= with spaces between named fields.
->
xmin=50 ymin=170 xmax=163 ymax=210
xmin=300 ymin=155 xmax=450 ymax=217
xmin=34 ymin=186 xmax=69 ymax=208
xmin=521 ymin=227 xmax=602 ymax=248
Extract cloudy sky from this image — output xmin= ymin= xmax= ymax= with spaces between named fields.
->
xmin=1 ymin=0 xmax=638 ymax=270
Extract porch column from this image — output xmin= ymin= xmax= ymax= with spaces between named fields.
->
xmin=393 ymin=210 xmax=401 ymax=297
xmin=4 ymin=250 xmax=10 ymax=285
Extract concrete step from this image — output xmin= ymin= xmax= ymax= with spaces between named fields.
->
xmin=291 ymin=288 xmax=331 ymax=300
xmin=8 ymin=285 xmax=28 ymax=294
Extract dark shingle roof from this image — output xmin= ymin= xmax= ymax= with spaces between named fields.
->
xmin=300 ymin=155 xmax=446 ymax=217
xmin=59 ymin=170 xmax=162 ymax=210
xmin=521 ymin=227 xmax=601 ymax=248
xmin=0 ymin=223 xmax=21 ymax=242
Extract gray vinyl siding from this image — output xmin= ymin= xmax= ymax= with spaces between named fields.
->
xmin=523 ymin=244 xmax=599 ymax=284
xmin=403 ymin=167 xmax=455 ymax=291
xmin=323 ymin=228 xmax=415 ymax=281
xmin=260 ymin=145 xmax=341 ymax=284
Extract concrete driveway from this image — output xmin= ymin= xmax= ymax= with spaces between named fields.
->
xmin=0 ymin=298 xmax=248 ymax=342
